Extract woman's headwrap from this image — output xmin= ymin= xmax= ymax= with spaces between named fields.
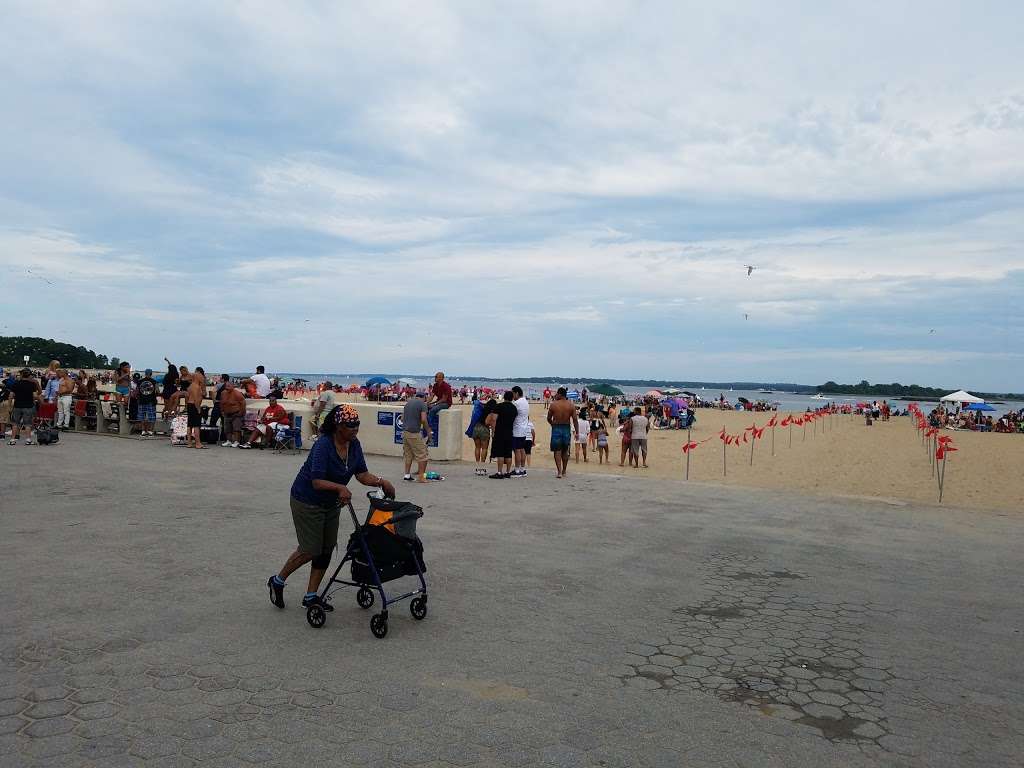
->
xmin=334 ymin=403 xmax=360 ymax=427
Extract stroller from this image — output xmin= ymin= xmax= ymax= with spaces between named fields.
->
xmin=306 ymin=494 xmax=428 ymax=639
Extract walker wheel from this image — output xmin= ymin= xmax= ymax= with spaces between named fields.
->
xmin=410 ymin=596 xmax=427 ymax=621
xmin=370 ymin=613 xmax=388 ymax=639
xmin=306 ymin=604 xmax=326 ymax=629
xmin=356 ymin=587 xmax=375 ymax=609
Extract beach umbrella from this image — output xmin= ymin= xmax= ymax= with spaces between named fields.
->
xmin=567 ymin=389 xmax=581 ymax=401
xmin=661 ymin=387 xmax=682 ymax=395
xmin=645 ymin=389 xmax=663 ymax=398
xmin=964 ymin=402 xmax=995 ymax=411
xmin=364 ymin=375 xmax=391 ymax=387
xmin=589 ymin=383 xmax=624 ymax=396
xmin=738 ymin=397 xmax=751 ymax=404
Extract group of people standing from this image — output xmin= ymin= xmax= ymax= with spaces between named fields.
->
xmin=462 ymin=387 xmax=655 ymax=479
xmin=466 ymin=385 xmax=535 ymax=478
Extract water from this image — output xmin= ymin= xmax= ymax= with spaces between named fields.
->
xmin=269 ymin=373 xmax=1024 ymax=416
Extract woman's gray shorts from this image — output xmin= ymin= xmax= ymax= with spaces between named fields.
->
xmin=290 ymin=496 xmax=339 ymax=556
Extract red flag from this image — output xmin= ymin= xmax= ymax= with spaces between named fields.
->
xmin=742 ymin=431 xmax=749 ymax=444
xmin=766 ymin=416 xmax=777 ymax=427
xmin=682 ymin=441 xmax=698 ymax=454
xmin=780 ymin=415 xmax=792 ymax=426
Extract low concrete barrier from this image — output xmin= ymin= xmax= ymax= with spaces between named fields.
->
xmin=246 ymin=400 xmax=464 ymax=461
xmin=60 ymin=393 xmax=464 ymax=461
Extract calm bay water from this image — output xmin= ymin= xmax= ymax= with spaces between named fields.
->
xmin=270 ymin=373 xmax=1024 ymax=416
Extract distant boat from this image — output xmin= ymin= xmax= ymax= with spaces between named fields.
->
xmin=758 ymin=388 xmax=773 ymax=393
xmin=810 ymin=393 xmax=828 ymax=400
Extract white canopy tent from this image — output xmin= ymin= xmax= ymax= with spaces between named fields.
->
xmin=940 ymin=389 xmax=984 ymax=404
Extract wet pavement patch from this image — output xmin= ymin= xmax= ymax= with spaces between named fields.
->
xmin=616 ymin=552 xmax=901 ymax=755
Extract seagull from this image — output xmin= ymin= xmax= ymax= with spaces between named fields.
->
xmin=928 ymin=329 xmax=935 ymax=334
xmin=744 ymin=265 xmax=756 ymax=276
xmin=743 ymin=313 xmax=749 ymax=321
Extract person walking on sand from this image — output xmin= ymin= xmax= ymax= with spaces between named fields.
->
xmin=547 ymin=387 xmax=579 ymax=479
xmin=543 ymin=387 xmax=552 ymax=410
xmin=401 ymin=390 xmax=432 ymax=482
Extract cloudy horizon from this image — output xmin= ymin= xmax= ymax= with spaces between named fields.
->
xmin=2 ymin=2 xmax=1022 ymax=391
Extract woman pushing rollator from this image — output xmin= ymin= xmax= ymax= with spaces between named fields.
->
xmin=267 ymin=404 xmax=396 ymax=612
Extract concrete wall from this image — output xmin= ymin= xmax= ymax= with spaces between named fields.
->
xmin=248 ymin=400 xmax=464 ymax=461
xmin=74 ymin=395 xmax=463 ymax=460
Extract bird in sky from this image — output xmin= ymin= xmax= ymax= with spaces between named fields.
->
xmin=26 ymin=268 xmax=53 ymax=285
xmin=743 ymin=313 xmax=749 ymax=321
xmin=928 ymin=329 xmax=936 ymax=334
xmin=744 ymin=265 xmax=756 ymax=276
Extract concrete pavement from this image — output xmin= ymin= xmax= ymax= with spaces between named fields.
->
xmin=2 ymin=433 xmax=1022 ymax=766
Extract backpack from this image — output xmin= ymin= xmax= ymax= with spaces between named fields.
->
xmin=36 ymin=425 xmax=60 ymax=445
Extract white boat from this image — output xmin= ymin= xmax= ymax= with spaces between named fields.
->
xmin=810 ymin=393 xmax=828 ymax=400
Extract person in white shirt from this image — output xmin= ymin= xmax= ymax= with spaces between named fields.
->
xmin=574 ymin=406 xmax=590 ymax=463
xmin=510 ymin=386 xmax=531 ymax=477
xmin=252 ymin=365 xmax=272 ymax=398
xmin=630 ymin=408 xmax=651 ymax=468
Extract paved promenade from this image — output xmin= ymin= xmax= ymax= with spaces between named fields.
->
xmin=2 ymin=435 xmax=1022 ymax=767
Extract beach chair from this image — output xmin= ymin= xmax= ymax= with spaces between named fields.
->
xmin=273 ymin=413 xmax=302 ymax=454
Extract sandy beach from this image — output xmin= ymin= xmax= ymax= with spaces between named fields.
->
xmin=446 ymin=404 xmax=1024 ymax=513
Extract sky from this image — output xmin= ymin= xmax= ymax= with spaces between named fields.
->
xmin=1 ymin=2 xmax=1022 ymax=390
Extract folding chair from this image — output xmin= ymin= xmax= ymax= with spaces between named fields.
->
xmin=272 ymin=413 xmax=302 ymax=454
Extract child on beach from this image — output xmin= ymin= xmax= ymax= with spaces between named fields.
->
xmin=525 ymin=420 xmax=535 ymax=466
xmin=596 ymin=425 xmax=609 ymax=464
xmin=574 ymin=407 xmax=590 ymax=463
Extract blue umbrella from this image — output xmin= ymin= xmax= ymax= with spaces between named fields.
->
xmin=964 ymin=402 xmax=994 ymax=411
xmin=364 ymin=375 xmax=391 ymax=387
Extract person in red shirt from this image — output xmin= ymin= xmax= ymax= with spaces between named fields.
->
xmin=426 ymin=371 xmax=453 ymax=422
xmin=241 ymin=395 xmax=290 ymax=449
xmin=543 ymin=387 xmax=552 ymax=410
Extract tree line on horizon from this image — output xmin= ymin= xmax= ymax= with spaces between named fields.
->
xmin=0 ymin=336 xmax=117 ymax=370
xmin=817 ymin=380 xmax=1023 ymax=401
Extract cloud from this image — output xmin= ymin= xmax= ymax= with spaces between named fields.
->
xmin=0 ymin=2 xmax=1022 ymax=389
